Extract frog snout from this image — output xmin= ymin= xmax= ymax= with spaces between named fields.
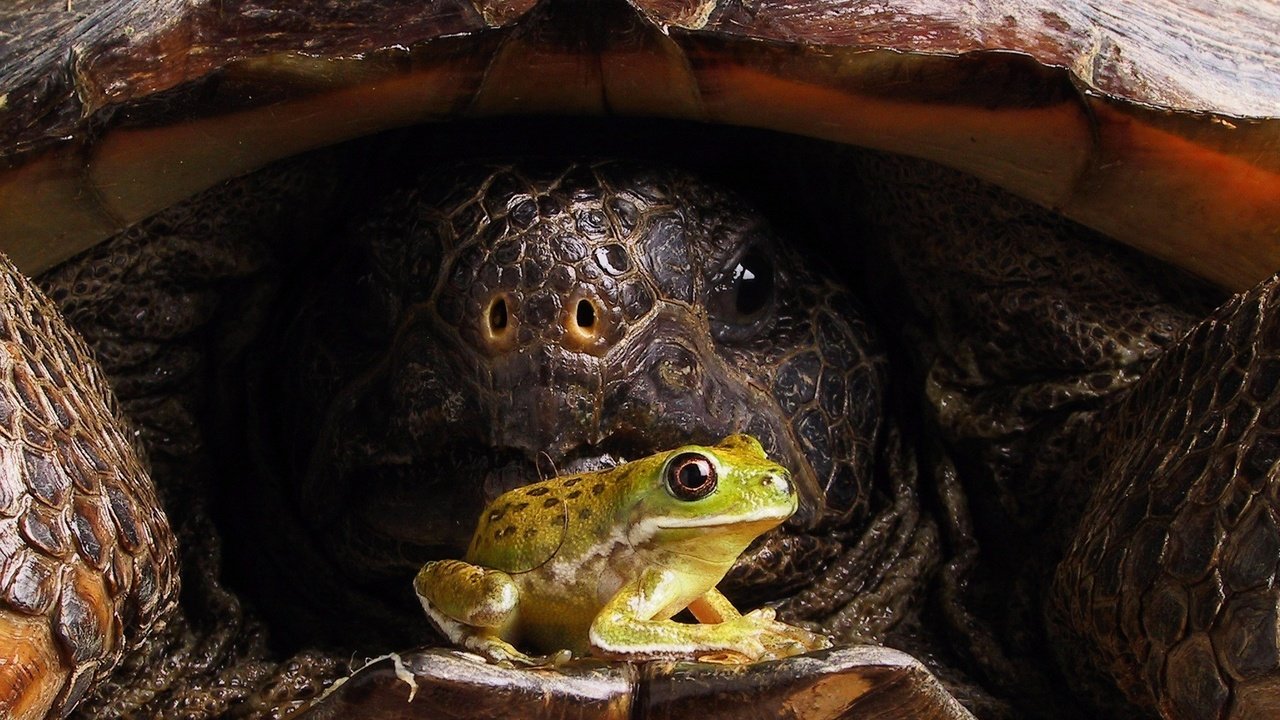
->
xmin=764 ymin=471 xmax=793 ymax=497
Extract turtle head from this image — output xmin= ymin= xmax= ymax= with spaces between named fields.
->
xmin=345 ymin=163 xmax=884 ymax=525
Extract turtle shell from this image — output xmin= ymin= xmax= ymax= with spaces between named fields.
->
xmin=1 ymin=2 xmax=1278 ymax=718
xmin=0 ymin=0 xmax=1277 ymax=289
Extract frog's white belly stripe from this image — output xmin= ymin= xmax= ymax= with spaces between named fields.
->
xmin=539 ymin=532 xmax=629 ymax=591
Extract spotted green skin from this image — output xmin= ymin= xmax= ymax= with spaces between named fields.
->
xmin=413 ymin=435 xmax=831 ymax=663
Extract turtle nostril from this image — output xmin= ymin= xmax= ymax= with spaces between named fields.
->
xmin=489 ymin=296 xmax=509 ymax=332
xmin=482 ymin=293 xmax=518 ymax=352
xmin=575 ymin=299 xmax=595 ymax=329
xmin=563 ymin=295 xmax=607 ymax=353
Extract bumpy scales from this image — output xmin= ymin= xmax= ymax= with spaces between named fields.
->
xmin=1 ymin=154 xmax=1278 ymax=720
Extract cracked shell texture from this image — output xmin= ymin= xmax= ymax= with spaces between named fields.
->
xmin=0 ymin=252 xmax=177 ymax=717
xmin=1052 ymin=272 xmax=1280 ymax=720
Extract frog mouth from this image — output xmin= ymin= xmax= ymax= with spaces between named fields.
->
xmin=652 ymin=508 xmax=794 ymax=532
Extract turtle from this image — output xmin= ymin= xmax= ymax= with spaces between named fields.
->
xmin=0 ymin=1 xmax=1278 ymax=719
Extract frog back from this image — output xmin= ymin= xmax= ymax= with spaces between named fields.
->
xmin=466 ymin=470 xmax=623 ymax=574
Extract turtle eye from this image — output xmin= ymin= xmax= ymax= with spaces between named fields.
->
xmin=666 ymin=452 xmax=718 ymax=501
xmin=709 ymin=247 xmax=776 ymax=341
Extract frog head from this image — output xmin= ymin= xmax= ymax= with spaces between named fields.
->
xmin=630 ymin=434 xmax=798 ymax=569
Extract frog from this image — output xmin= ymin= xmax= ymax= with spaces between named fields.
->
xmin=413 ymin=434 xmax=833 ymax=665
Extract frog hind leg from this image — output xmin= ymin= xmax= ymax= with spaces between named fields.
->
xmin=413 ymin=560 xmax=531 ymax=665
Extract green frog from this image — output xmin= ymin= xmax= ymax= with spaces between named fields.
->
xmin=413 ymin=435 xmax=832 ymax=665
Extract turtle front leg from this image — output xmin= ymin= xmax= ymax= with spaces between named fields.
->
xmin=1052 ymin=271 xmax=1280 ymax=719
xmin=0 ymin=252 xmax=179 ymax=720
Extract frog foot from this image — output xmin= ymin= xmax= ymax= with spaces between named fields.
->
xmin=459 ymin=636 xmax=574 ymax=668
xmin=460 ymin=634 xmax=541 ymax=667
xmin=733 ymin=607 xmax=833 ymax=661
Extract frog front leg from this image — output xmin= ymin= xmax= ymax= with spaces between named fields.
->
xmin=589 ymin=570 xmax=831 ymax=662
xmin=687 ymin=587 xmax=832 ymax=660
xmin=413 ymin=559 xmax=532 ymax=665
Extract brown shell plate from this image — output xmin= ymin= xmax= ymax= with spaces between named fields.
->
xmin=0 ymin=2 xmax=1278 ymax=718
xmin=0 ymin=0 xmax=1277 ymax=288
xmin=293 ymin=646 xmax=975 ymax=720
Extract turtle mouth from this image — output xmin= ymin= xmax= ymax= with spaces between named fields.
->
xmin=482 ymin=450 xmax=622 ymax=498
xmin=315 ymin=433 xmax=662 ymax=573
xmin=478 ymin=435 xmax=645 ymax=501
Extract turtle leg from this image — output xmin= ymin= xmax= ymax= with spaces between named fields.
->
xmin=1051 ymin=271 xmax=1280 ymax=719
xmin=29 ymin=161 xmax=353 ymax=719
xmin=0 ymin=250 xmax=179 ymax=720
xmin=848 ymin=151 xmax=1226 ymax=716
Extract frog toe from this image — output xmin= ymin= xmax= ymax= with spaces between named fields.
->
xmin=743 ymin=606 xmax=777 ymax=623
xmin=546 ymin=649 xmax=574 ymax=667
xmin=748 ymin=617 xmax=832 ymax=660
xmin=786 ymin=625 xmax=833 ymax=653
xmin=759 ymin=630 xmax=830 ymax=660
xmin=732 ymin=637 xmax=769 ymax=662
xmin=462 ymin=635 xmax=539 ymax=667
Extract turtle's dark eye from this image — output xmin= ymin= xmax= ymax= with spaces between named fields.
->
xmin=709 ymin=247 xmax=776 ymax=341
xmin=666 ymin=452 xmax=718 ymax=501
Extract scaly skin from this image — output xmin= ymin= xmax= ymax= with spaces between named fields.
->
xmin=0 ymin=251 xmax=178 ymax=720
xmin=852 ymin=151 xmax=1279 ymax=718
xmin=1052 ymin=274 xmax=1280 ymax=720
xmin=1 ymin=147 xmax=1274 ymax=720
xmin=20 ymin=161 xmax=349 ymax=720
xmin=232 ymin=161 xmax=897 ymax=652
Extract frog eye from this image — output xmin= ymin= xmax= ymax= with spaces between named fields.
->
xmin=666 ymin=452 xmax=718 ymax=501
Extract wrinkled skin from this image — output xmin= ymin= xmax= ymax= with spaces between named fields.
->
xmin=233 ymin=162 xmax=891 ymax=651
xmin=2 ymin=129 xmax=1278 ymax=720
